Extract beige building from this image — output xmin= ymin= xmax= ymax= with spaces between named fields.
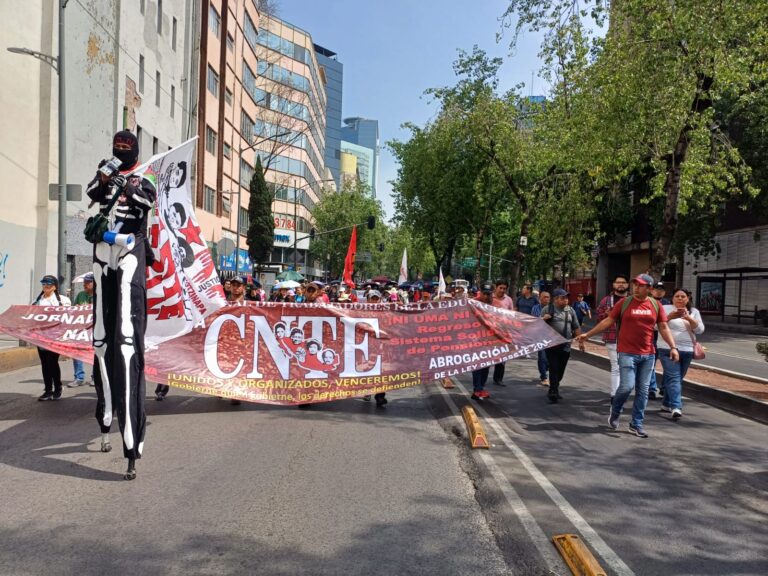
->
xmin=194 ymin=5 xmax=331 ymax=279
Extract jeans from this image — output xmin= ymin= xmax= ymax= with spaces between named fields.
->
xmin=605 ymin=343 xmax=620 ymax=396
xmin=493 ymin=362 xmax=506 ymax=384
xmin=545 ymin=345 xmax=570 ymax=396
xmin=537 ymin=350 xmax=549 ymax=381
xmin=472 ymin=367 xmax=490 ymax=392
xmin=612 ymin=353 xmax=655 ymax=428
xmin=73 ymin=359 xmax=85 ymax=381
xmin=648 ymin=332 xmax=659 ymax=393
xmin=659 ymin=348 xmax=693 ymax=410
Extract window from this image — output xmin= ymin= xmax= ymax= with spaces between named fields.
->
xmin=242 ymin=62 xmax=257 ymax=102
xmin=139 ymin=54 xmax=145 ymax=92
xmin=225 ymin=88 xmax=233 ymax=106
xmin=203 ymin=185 xmax=216 ymax=213
xmin=240 ymin=111 xmax=253 ymax=142
xmin=207 ymin=65 xmax=218 ymax=96
xmin=227 ymin=32 xmax=235 ymax=52
xmin=240 ymin=158 xmax=254 ymax=188
xmin=157 ymin=0 xmax=163 ymax=34
xmin=244 ymin=12 xmax=258 ymax=51
xmin=170 ymin=85 xmax=175 ymax=118
xmin=205 ymin=126 xmax=217 ymax=155
xmin=153 ymin=137 xmax=159 ymax=154
xmin=239 ymin=207 xmax=249 ymax=235
xmin=155 ymin=71 xmax=161 ymax=106
xmin=209 ymin=4 xmax=220 ymax=38
xmin=223 ymin=142 xmax=232 ymax=158
xmin=172 ymin=17 xmax=177 ymax=50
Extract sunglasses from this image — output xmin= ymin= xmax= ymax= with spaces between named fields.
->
xmin=41 ymin=281 xmax=55 ymax=286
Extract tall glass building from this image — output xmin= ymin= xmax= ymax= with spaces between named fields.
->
xmin=340 ymin=117 xmax=379 ymax=198
xmin=314 ymin=44 xmax=343 ymax=189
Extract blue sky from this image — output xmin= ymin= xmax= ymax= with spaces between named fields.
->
xmin=277 ymin=1 xmax=546 ymax=221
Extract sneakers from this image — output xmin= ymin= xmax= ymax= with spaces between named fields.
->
xmin=362 ymin=395 xmax=372 ymax=402
xmin=51 ymin=391 xmax=62 ymax=400
xmin=660 ymin=405 xmax=672 ymax=413
xmin=539 ymin=378 xmax=549 ymax=387
xmin=471 ymin=390 xmax=490 ymax=401
xmin=493 ymin=380 xmax=506 ymax=387
xmin=375 ymin=396 xmax=388 ymax=408
xmin=608 ymin=411 xmax=620 ymax=430
xmin=629 ymin=423 xmax=649 ymax=438
xmin=38 ymin=392 xmax=54 ymax=401
xmin=648 ymin=391 xmax=658 ymax=400
xmin=68 ymin=379 xmax=85 ymax=388
xmin=671 ymin=408 xmax=682 ymax=420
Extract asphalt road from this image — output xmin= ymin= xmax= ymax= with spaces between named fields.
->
xmin=1 ymin=357 xmax=766 ymax=576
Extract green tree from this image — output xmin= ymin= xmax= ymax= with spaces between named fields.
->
xmin=246 ymin=156 xmax=274 ymax=271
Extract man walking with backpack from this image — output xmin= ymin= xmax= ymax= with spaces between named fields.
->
xmin=540 ymin=289 xmax=584 ymax=403
xmin=577 ymin=274 xmax=679 ymax=438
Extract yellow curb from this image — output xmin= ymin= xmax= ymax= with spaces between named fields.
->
xmin=552 ymin=533 xmax=606 ymax=576
xmin=0 ymin=346 xmax=40 ymax=373
xmin=461 ymin=405 xmax=490 ymax=449
xmin=442 ymin=377 xmax=455 ymax=389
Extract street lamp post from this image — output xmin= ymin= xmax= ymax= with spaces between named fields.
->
xmin=8 ymin=0 xmax=68 ymax=282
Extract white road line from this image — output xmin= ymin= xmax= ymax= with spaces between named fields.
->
xmin=450 ymin=378 xmax=637 ymax=576
xmin=437 ymin=384 xmax=568 ymax=574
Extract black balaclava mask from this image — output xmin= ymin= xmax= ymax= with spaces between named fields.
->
xmin=113 ymin=130 xmax=139 ymax=171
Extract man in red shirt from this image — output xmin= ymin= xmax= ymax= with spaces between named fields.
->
xmin=578 ymin=274 xmax=679 ymax=438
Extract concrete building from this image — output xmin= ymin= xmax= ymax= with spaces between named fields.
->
xmin=341 ymin=117 xmax=379 ymax=198
xmin=0 ymin=0 xmax=194 ymax=312
xmin=193 ymin=6 xmax=330 ymax=279
xmin=314 ymin=44 xmax=343 ymax=189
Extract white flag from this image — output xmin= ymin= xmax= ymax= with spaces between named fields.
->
xmin=398 ymin=248 xmax=408 ymax=285
xmin=144 ymin=137 xmax=227 ymax=346
xmin=438 ymin=267 xmax=446 ymax=297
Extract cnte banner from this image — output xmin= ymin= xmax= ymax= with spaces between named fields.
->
xmin=0 ymin=300 xmax=566 ymax=405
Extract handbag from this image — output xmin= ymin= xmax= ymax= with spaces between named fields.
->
xmin=684 ymin=319 xmax=705 ymax=360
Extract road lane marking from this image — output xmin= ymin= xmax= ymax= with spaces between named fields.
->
xmin=450 ymin=378 xmax=637 ymax=576
xmin=437 ymin=384 xmax=568 ymax=573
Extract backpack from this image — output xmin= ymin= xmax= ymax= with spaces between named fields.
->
xmin=615 ymin=296 xmax=659 ymax=336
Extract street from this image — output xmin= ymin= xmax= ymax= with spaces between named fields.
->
xmin=0 ymin=356 xmax=766 ymax=576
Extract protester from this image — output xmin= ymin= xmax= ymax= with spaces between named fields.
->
xmin=531 ymin=291 xmax=551 ymax=386
xmin=69 ymin=273 xmax=94 ymax=387
xmin=223 ymin=279 xmax=232 ymax=300
xmin=515 ymin=284 xmax=538 ymax=315
xmin=245 ymin=284 xmax=261 ymax=302
xmin=541 ymin=288 xmax=583 ymax=403
xmin=362 ymin=290 xmax=388 ymax=407
xmin=86 ymin=129 xmax=156 ymax=479
xmin=228 ymin=276 xmax=246 ymax=303
xmin=491 ymin=279 xmax=515 ymax=387
xmin=33 ymin=275 xmax=71 ymax=401
xmin=595 ymin=275 xmax=630 ymax=401
xmin=578 ymin=274 xmax=679 ymax=438
xmin=573 ymin=294 xmax=592 ymax=326
xmin=470 ymin=282 xmax=495 ymax=401
xmin=304 ymin=282 xmax=326 ymax=303
xmin=648 ymin=281 xmax=672 ymax=400
xmin=658 ymin=288 xmax=704 ymax=419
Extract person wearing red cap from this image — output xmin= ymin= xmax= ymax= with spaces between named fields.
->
xmin=578 ymin=274 xmax=679 ymax=438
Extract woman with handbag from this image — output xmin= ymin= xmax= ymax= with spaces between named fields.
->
xmin=657 ymin=288 xmax=705 ymax=419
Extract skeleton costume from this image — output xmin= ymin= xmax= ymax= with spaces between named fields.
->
xmin=86 ymin=131 xmax=156 ymax=479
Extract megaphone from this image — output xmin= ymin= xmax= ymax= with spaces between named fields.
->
xmin=103 ymin=230 xmax=136 ymax=249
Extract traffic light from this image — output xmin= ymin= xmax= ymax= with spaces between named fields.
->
xmin=367 ymin=215 xmax=376 ymax=230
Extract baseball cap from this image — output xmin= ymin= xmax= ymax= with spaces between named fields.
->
xmin=368 ymin=290 xmax=382 ymax=300
xmin=40 ymin=274 xmax=58 ymax=286
xmin=552 ymin=288 xmax=569 ymax=298
xmin=230 ymin=276 xmax=244 ymax=284
xmin=633 ymin=274 xmax=654 ymax=286
xmin=83 ymin=273 xmax=95 ymax=282
xmin=480 ymin=282 xmax=493 ymax=293
xmin=653 ymin=281 xmax=665 ymax=289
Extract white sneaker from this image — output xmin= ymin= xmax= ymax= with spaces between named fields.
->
xmin=660 ymin=405 xmax=672 ymax=413
xmin=671 ymin=408 xmax=682 ymax=420
xmin=67 ymin=379 xmax=85 ymax=388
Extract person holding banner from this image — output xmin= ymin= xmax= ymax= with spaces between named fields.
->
xmin=491 ymin=279 xmax=515 ymax=387
xmin=33 ymin=275 xmax=72 ymax=401
xmin=471 ymin=283 xmax=495 ymax=401
xmin=86 ymin=130 xmax=156 ymax=480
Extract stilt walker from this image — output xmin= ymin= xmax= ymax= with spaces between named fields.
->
xmin=85 ymin=130 xmax=156 ymax=480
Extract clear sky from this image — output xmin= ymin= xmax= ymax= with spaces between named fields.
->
xmin=277 ymin=0 xmax=546 ymax=222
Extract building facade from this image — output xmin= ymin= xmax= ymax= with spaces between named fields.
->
xmin=340 ymin=117 xmax=379 ymax=198
xmin=340 ymin=140 xmax=374 ymax=192
xmin=314 ymin=44 xmax=343 ymax=189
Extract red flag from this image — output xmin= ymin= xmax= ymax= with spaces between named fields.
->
xmin=342 ymin=225 xmax=357 ymax=287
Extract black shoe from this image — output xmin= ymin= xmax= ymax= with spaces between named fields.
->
xmin=548 ymin=394 xmax=559 ymax=404
xmin=230 ymin=399 xmax=241 ymax=405
xmin=493 ymin=380 xmax=506 ymax=387
xmin=38 ymin=392 xmax=53 ymax=401
xmin=51 ymin=391 xmax=62 ymax=400
xmin=124 ymin=459 xmax=137 ymax=481
xmin=648 ymin=391 xmax=658 ymax=400
xmin=375 ymin=396 xmax=388 ymax=408
xmin=155 ymin=393 xmax=165 ymax=401
xmin=556 ymin=393 xmax=563 ymax=400
xmin=471 ymin=393 xmax=483 ymax=402
xmin=297 ymin=403 xmax=311 ymax=409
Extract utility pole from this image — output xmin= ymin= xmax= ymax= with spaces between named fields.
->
xmin=57 ymin=0 xmax=67 ymax=282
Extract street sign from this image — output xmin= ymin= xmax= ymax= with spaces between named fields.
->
xmin=48 ymin=184 xmax=82 ymax=201
xmin=461 ymin=257 xmax=477 ymax=267
xmin=355 ymin=251 xmax=372 ymax=263
xmin=519 ymin=235 xmax=528 ymax=246
xmin=217 ymin=238 xmax=236 ymax=256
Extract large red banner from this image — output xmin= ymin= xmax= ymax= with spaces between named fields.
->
xmin=0 ymin=300 xmax=565 ymax=404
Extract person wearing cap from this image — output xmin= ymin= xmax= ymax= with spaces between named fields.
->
xmin=304 ymin=281 xmax=326 ymax=304
xmin=228 ymin=276 xmax=246 ymax=303
xmin=531 ymin=291 xmax=551 ymax=386
xmin=647 ymin=281 xmax=671 ymax=399
xmin=572 ymin=293 xmax=592 ymax=326
xmin=69 ymin=274 xmax=95 ymax=387
xmin=577 ymin=274 xmax=679 ymax=438
xmin=33 ymin=276 xmax=71 ymax=401
xmin=541 ymin=288 xmax=584 ymax=403
xmin=470 ymin=283 xmax=495 ymax=401
xmin=87 ymin=129 xmax=157 ymax=479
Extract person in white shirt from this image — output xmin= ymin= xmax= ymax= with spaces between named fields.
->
xmin=657 ymin=288 xmax=704 ymax=419
xmin=33 ymin=275 xmax=72 ymax=401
